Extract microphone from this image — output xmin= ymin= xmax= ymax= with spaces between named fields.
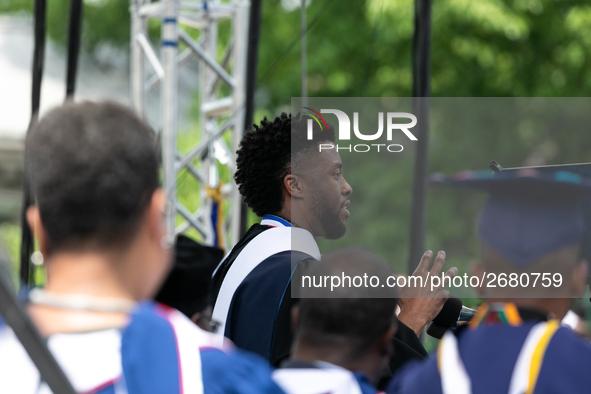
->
xmin=459 ymin=305 xmax=477 ymax=322
xmin=426 ymin=298 xmax=477 ymax=339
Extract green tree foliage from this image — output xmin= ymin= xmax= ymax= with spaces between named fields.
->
xmin=257 ymin=0 xmax=591 ymax=100
xmin=1 ymin=0 xmax=130 ymax=52
xmin=5 ymin=0 xmax=591 ymax=97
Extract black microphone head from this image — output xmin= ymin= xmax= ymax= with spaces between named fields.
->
xmin=459 ymin=306 xmax=478 ymax=322
xmin=426 ymin=321 xmax=449 ymax=339
xmin=432 ymin=297 xmax=463 ymax=327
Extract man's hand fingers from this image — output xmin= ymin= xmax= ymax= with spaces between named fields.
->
xmin=443 ymin=266 xmax=458 ymax=279
xmin=415 ymin=250 xmax=433 ymax=274
xmin=429 ymin=251 xmax=447 ymax=276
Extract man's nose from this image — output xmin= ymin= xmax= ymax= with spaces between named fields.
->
xmin=342 ymin=178 xmax=352 ymax=196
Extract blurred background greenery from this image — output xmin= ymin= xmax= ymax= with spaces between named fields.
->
xmin=2 ymin=0 xmax=591 ymax=348
xmin=5 ymin=0 xmax=591 ymax=99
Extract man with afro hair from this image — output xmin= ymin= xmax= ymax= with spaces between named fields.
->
xmin=210 ymin=113 xmax=451 ymax=377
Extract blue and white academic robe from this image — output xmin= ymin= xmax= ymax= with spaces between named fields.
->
xmin=210 ymin=215 xmax=321 ymax=365
xmin=272 ymin=361 xmax=378 ymax=394
xmin=386 ymin=304 xmax=591 ymax=394
xmin=0 ymin=301 xmax=284 ymax=394
xmin=209 ymin=215 xmax=428 ymax=377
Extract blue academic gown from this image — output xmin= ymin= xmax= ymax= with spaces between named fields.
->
xmin=210 ymin=215 xmax=429 ymax=378
xmin=387 ymin=314 xmax=591 ymax=394
xmin=210 ymin=215 xmax=321 ymax=365
xmin=224 ymin=249 xmax=313 ymax=363
xmin=0 ymin=302 xmax=284 ymax=394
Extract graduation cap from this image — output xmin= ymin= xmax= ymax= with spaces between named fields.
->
xmin=430 ymin=168 xmax=591 ymax=268
xmin=155 ymin=235 xmax=224 ymax=317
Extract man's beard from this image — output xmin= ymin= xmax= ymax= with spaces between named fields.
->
xmin=317 ymin=205 xmax=347 ymax=240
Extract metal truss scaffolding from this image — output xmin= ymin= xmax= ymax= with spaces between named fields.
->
xmin=130 ymin=0 xmax=249 ymax=250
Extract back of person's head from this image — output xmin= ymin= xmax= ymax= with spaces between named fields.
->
xmin=234 ymin=112 xmax=335 ymax=217
xmin=474 ymin=192 xmax=588 ymax=301
xmin=480 ymin=242 xmax=582 ymax=277
xmin=26 ymin=101 xmax=160 ymax=252
xmin=477 ymin=242 xmax=586 ymax=301
xmin=295 ymin=248 xmax=398 ymax=361
xmin=433 ymin=170 xmax=590 ymax=315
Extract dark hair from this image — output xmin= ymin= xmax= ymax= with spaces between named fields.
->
xmin=297 ymin=249 xmax=398 ymax=359
xmin=234 ymin=112 xmax=335 ymax=217
xmin=26 ymin=101 xmax=160 ymax=251
xmin=155 ymin=235 xmax=223 ymax=317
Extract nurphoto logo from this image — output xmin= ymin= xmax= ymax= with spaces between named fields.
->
xmin=304 ymin=107 xmax=418 ymax=153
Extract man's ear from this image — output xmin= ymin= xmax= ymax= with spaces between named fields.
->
xmin=470 ymin=262 xmax=486 ymax=297
xmin=145 ymin=189 xmax=167 ymax=244
xmin=284 ymin=174 xmax=305 ymax=199
xmin=378 ymin=322 xmax=397 ymax=357
xmin=291 ymin=304 xmax=300 ymax=335
xmin=571 ymin=259 xmax=588 ymax=298
xmin=26 ymin=205 xmax=50 ymax=257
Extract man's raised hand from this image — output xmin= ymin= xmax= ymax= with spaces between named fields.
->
xmin=397 ymin=250 xmax=458 ymax=336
